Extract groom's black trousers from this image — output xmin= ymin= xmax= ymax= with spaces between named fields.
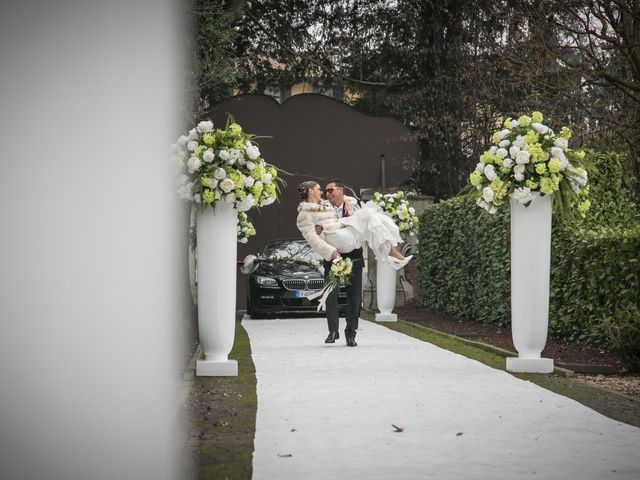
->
xmin=323 ymin=247 xmax=363 ymax=336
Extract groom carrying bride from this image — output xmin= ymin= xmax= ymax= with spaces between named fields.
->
xmin=296 ymin=179 xmax=411 ymax=347
xmin=317 ymin=179 xmax=363 ymax=347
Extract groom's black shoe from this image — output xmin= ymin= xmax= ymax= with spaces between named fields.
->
xmin=325 ymin=332 xmax=340 ymax=343
xmin=346 ymin=334 xmax=358 ymax=347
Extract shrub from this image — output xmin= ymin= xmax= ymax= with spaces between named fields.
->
xmin=603 ymin=305 xmax=640 ymax=372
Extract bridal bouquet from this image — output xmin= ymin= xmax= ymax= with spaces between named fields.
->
xmin=307 ymin=257 xmax=353 ymax=311
xmin=172 ymin=117 xmax=282 ymax=242
xmin=468 ymin=111 xmax=590 ymax=217
xmin=371 ymin=191 xmax=419 ymax=236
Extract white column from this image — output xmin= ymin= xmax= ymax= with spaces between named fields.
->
xmin=196 ymin=202 xmax=238 ymax=376
xmin=506 ymin=194 xmax=554 ymax=373
xmin=375 ymin=259 xmax=398 ymax=322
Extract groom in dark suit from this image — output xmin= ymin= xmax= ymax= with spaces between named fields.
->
xmin=319 ymin=179 xmax=363 ymax=347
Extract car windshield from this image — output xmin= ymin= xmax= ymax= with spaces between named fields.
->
xmin=261 ymin=240 xmax=323 ymax=262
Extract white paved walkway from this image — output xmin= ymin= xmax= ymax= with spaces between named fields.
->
xmin=243 ymin=318 xmax=640 ymax=480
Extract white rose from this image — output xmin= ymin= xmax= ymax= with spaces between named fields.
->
xmin=219 ymin=149 xmax=230 ymax=161
xmin=496 ymin=148 xmax=508 ymax=159
xmin=513 ymin=135 xmax=525 ymax=148
xmin=245 ymin=142 xmax=261 ymax=160
xmin=497 ymin=129 xmax=511 ymax=141
xmin=554 ymin=138 xmax=568 ymax=150
xmin=187 ymin=156 xmax=201 ymax=173
xmin=260 ymin=196 xmax=275 ymax=206
xmin=490 ymin=146 xmax=498 ymax=154
xmin=238 ymin=237 xmax=248 ymax=244
xmin=513 ymin=164 xmax=525 ymax=175
xmin=531 ymin=122 xmax=549 ymax=134
xmin=514 ymin=172 xmax=525 ymax=182
xmin=197 ymin=120 xmax=213 ymax=133
xmin=188 ymin=129 xmax=198 ymax=141
xmin=187 ymin=140 xmax=199 ymax=152
xmin=510 ymin=119 xmax=520 ymax=129
xmin=499 ymin=139 xmax=511 ymax=148
xmin=484 ymin=164 xmax=497 ymax=181
xmin=550 ymin=147 xmax=563 ymax=159
xmin=237 ymin=194 xmax=255 ymax=212
xmin=482 ymin=186 xmax=495 ymax=203
xmin=263 ymin=173 xmax=273 ymax=185
xmin=476 ymin=162 xmax=485 ymax=172
xmin=224 ymin=192 xmax=236 ymax=203
xmin=193 ymin=193 xmax=201 ymax=204
xmin=244 ymin=176 xmax=255 ymax=188
xmin=246 ymin=161 xmax=257 ymax=171
xmin=214 ymin=167 xmax=227 ymax=180
xmin=211 ymin=179 xmax=219 ymax=189
xmin=228 ymin=149 xmax=243 ymax=165
xmin=202 ymin=150 xmax=215 ymax=163
xmin=409 ymin=207 xmax=416 ymax=215
xmin=219 ymin=178 xmax=235 ymax=194
xmin=515 ymin=150 xmax=530 ymax=165
xmin=509 ymin=145 xmax=520 ymax=158
xmin=503 ymin=158 xmax=514 ymax=168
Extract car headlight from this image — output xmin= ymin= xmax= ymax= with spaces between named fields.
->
xmin=254 ymin=275 xmax=279 ymax=288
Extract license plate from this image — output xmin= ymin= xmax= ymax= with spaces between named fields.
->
xmin=294 ymin=290 xmax=316 ymax=298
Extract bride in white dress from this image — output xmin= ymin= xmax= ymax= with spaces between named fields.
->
xmin=295 ymin=181 xmax=412 ymax=270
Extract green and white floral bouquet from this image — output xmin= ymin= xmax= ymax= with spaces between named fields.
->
xmin=468 ymin=112 xmax=590 ymax=217
xmin=306 ymin=257 xmax=353 ymax=312
xmin=172 ymin=117 xmax=282 ymax=242
xmin=371 ymin=191 xmax=419 ymax=236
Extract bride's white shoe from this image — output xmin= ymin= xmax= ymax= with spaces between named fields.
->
xmin=389 ymin=255 xmax=413 ymax=270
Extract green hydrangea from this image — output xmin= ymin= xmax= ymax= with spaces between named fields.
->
xmin=524 ymin=143 xmax=547 ymax=163
xmin=524 ymin=131 xmax=538 ymax=145
xmin=480 ymin=151 xmax=494 ymax=164
xmin=532 ymin=111 xmax=543 ymax=123
xmin=251 ymin=181 xmax=264 ymax=198
xmin=535 ymin=163 xmax=547 ymax=175
xmin=200 ymin=176 xmax=213 ymax=187
xmin=540 ymin=177 xmax=557 ymax=194
xmin=469 ymin=171 xmax=483 ymax=187
xmin=251 ymin=165 xmax=266 ymax=181
xmin=202 ymin=189 xmax=215 ymax=204
xmin=548 ymin=158 xmax=562 ymax=173
xmin=518 ymin=115 xmax=532 ymax=127
xmin=525 ymin=179 xmax=539 ymax=189
xmin=559 ymin=126 xmax=572 ymax=139
xmin=265 ymin=183 xmax=276 ymax=197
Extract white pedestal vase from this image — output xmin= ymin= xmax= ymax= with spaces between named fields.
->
xmin=375 ymin=259 xmax=397 ymax=322
xmin=506 ymin=194 xmax=554 ymax=373
xmin=195 ymin=202 xmax=238 ymax=376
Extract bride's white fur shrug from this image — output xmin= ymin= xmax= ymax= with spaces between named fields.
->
xmin=296 ymin=196 xmax=358 ymax=260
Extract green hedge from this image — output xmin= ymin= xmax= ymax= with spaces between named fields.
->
xmin=418 ymin=152 xmax=640 ymax=352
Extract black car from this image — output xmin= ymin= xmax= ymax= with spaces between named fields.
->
xmin=245 ymin=239 xmax=347 ymax=318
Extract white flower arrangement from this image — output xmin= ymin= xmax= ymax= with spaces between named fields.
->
xmin=371 ymin=191 xmax=419 ymax=236
xmin=468 ymin=111 xmax=591 ymax=217
xmin=173 ymin=117 xmax=283 ymax=242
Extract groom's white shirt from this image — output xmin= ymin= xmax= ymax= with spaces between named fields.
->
xmin=336 ymin=195 xmax=360 ymax=218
